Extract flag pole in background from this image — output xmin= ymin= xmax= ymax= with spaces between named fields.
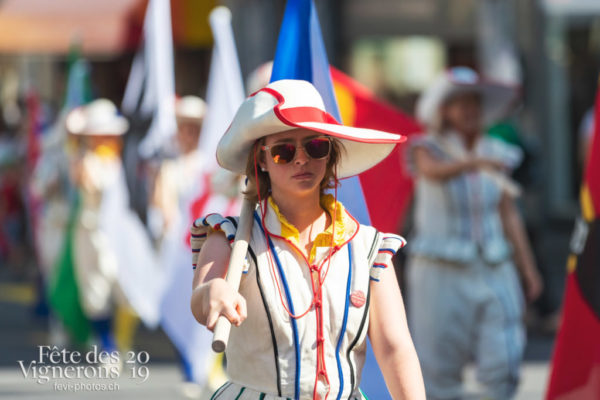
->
xmin=270 ymin=1 xmax=421 ymax=398
xmin=545 ymin=75 xmax=600 ymax=400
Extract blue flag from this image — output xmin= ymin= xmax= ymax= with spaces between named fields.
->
xmin=271 ymin=0 xmax=371 ymax=225
xmin=271 ymin=1 xmax=391 ymax=399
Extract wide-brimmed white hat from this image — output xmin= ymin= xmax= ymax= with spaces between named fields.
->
xmin=176 ymin=95 xmax=206 ymax=124
xmin=416 ymin=67 xmax=518 ymax=128
xmin=66 ymin=99 xmax=129 ymax=136
xmin=216 ymin=79 xmax=406 ymax=179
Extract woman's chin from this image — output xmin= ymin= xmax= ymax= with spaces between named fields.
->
xmin=274 ymin=181 xmax=320 ymax=198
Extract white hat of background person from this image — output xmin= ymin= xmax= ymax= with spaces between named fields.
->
xmin=216 ymin=79 xmax=406 ymax=179
xmin=66 ymin=99 xmax=129 ymax=136
xmin=416 ymin=66 xmax=518 ymax=129
xmin=175 ymin=95 xmax=206 ymax=124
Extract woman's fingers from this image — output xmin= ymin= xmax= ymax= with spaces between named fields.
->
xmin=235 ymin=295 xmax=248 ymax=321
xmin=221 ymin=303 xmax=241 ymax=326
xmin=206 ymin=310 xmax=220 ymax=332
xmin=201 ymin=279 xmax=247 ymax=329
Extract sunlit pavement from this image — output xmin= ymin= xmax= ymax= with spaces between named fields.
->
xmin=0 ymin=364 xmax=208 ymax=400
xmin=1 ymin=273 xmax=552 ymax=399
xmin=0 ymin=361 xmax=549 ymax=399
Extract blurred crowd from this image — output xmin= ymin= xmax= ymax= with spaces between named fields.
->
xmin=1 ymin=1 xmax=599 ymax=399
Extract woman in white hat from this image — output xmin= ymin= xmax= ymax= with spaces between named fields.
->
xmin=65 ymin=98 xmax=164 ymax=360
xmin=190 ymin=79 xmax=425 ymax=399
xmin=65 ymin=98 xmax=130 ymax=353
xmin=406 ymin=67 xmax=543 ymax=399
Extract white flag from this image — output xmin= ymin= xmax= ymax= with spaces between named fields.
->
xmin=122 ymin=0 xmax=177 ymax=158
xmin=158 ymin=6 xmax=245 ymax=385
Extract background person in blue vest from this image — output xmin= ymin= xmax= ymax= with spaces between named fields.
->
xmin=406 ymin=67 xmax=543 ymax=399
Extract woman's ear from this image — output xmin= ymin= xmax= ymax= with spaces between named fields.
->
xmin=258 ymin=153 xmax=267 ymax=172
xmin=257 ymin=141 xmax=268 ymax=172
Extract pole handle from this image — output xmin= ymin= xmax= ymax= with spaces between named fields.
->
xmin=211 ymin=196 xmax=256 ymax=353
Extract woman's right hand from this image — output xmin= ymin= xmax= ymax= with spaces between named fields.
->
xmin=194 ymin=278 xmax=247 ymax=331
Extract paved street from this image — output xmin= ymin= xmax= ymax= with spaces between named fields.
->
xmin=0 ymin=268 xmax=554 ymax=399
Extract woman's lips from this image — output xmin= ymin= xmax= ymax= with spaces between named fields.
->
xmin=292 ymin=172 xmax=313 ymax=180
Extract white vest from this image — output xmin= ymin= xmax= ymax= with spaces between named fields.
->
xmin=191 ymin=203 xmax=406 ymax=400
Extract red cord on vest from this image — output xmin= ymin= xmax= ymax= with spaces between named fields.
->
xmin=253 ymin=142 xmax=360 ymax=400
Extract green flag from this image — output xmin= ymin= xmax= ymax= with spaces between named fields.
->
xmin=47 ymin=194 xmax=91 ymax=345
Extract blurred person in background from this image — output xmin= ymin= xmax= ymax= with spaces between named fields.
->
xmin=150 ymin=95 xmax=207 ymax=394
xmin=151 ymin=95 xmax=241 ymax=397
xmin=150 ymin=95 xmax=207 ymax=243
xmin=406 ymin=67 xmax=543 ymax=399
xmin=65 ymin=99 xmax=131 ymax=357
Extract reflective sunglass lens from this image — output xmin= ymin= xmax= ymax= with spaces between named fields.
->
xmin=271 ymin=143 xmax=296 ymax=164
xmin=304 ymin=138 xmax=330 ymax=159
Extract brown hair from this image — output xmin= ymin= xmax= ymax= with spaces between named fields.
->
xmin=243 ymin=136 xmax=344 ymax=203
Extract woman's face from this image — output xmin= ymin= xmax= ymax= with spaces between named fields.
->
xmin=259 ymin=128 xmax=329 ymax=199
xmin=177 ymin=121 xmax=202 ymax=154
xmin=441 ymin=92 xmax=482 ymax=139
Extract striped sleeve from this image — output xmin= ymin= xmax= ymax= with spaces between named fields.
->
xmin=370 ymin=234 xmax=407 ymax=282
xmin=190 ymin=213 xmax=247 ymax=272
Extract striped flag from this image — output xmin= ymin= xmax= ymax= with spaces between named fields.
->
xmin=270 ymin=1 xmax=417 ymax=398
xmin=546 ymin=75 xmax=600 ymax=399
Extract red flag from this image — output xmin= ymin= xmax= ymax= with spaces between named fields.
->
xmin=330 ymin=67 xmax=422 ymax=233
xmin=546 ymin=77 xmax=600 ymax=399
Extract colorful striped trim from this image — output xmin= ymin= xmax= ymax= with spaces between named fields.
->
xmin=347 ymin=267 xmax=372 ymax=396
xmin=255 ymin=212 xmax=301 ymax=400
xmin=377 ymin=248 xmax=396 ymax=256
xmin=335 ymin=243 xmax=353 ymax=400
xmin=382 ymin=235 xmax=406 ymax=242
xmin=234 ymin=387 xmax=245 ymax=399
xmin=210 ymin=382 xmax=232 ymax=400
xmin=372 ymin=263 xmax=387 ymax=269
xmin=249 ymin=244 xmax=283 ymax=397
xmin=369 ymin=277 xmax=380 ymax=282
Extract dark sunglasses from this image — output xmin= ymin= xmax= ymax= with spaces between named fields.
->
xmin=262 ymin=137 xmax=331 ymax=164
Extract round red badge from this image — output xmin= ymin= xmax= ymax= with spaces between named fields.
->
xmin=350 ymin=290 xmax=366 ymax=308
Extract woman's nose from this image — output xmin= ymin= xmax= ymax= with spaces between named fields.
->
xmin=294 ymin=144 xmax=309 ymax=164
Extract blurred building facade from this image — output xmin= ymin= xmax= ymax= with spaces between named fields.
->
xmin=1 ymin=0 xmax=600 ymax=313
